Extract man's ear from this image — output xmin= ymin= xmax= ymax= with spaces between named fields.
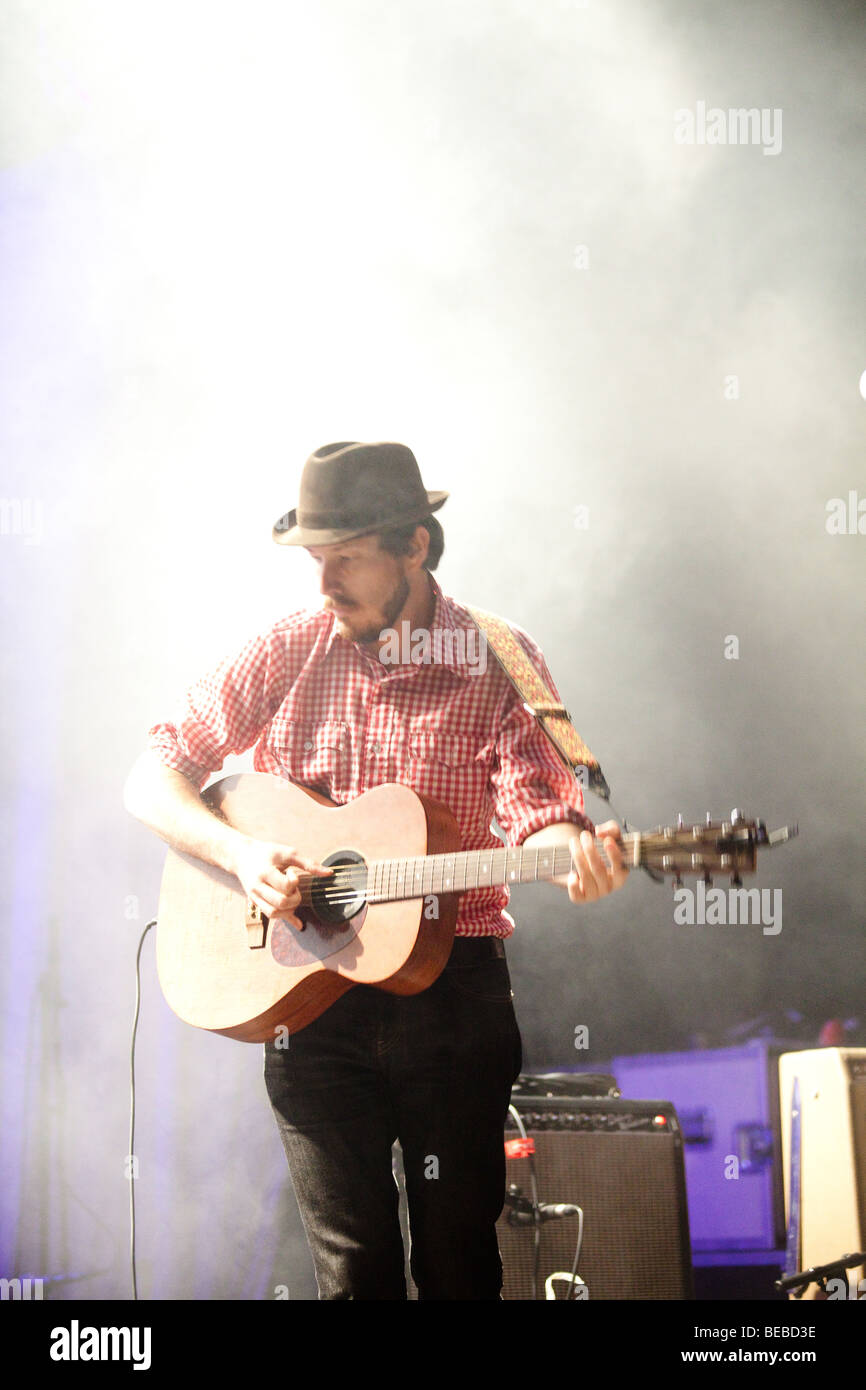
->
xmin=409 ymin=524 xmax=430 ymax=567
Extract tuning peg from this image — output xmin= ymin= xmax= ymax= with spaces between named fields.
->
xmin=706 ymin=812 xmax=712 ymax=826
xmin=677 ymin=813 xmax=684 ymax=829
xmin=732 ymin=808 xmax=745 ymax=825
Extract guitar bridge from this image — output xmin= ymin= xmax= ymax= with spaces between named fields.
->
xmin=245 ymin=901 xmax=268 ymax=949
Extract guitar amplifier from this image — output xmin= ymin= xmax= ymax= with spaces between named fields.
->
xmin=498 ymin=1091 xmax=693 ymax=1300
xmin=779 ymin=1048 xmax=866 ymax=1299
xmin=611 ymin=1042 xmax=795 ymax=1255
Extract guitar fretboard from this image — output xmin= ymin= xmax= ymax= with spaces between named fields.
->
xmin=357 ymin=839 xmax=633 ymax=905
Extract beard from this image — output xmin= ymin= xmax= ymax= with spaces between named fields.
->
xmin=331 ymin=574 xmax=411 ymax=646
xmin=381 ymin=575 xmax=411 ymax=631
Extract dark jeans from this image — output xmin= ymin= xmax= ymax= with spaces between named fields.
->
xmin=263 ymin=938 xmax=523 ymax=1300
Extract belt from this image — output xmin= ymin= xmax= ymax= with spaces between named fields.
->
xmin=446 ymin=936 xmax=506 ymax=963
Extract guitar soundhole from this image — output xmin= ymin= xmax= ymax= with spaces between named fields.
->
xmin=313 ymin=849 xmax=368 ymax=924
xmin=269 ymin=849 xmax=369 ymax=969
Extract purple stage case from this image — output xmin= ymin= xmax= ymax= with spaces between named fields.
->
xmin=610 ymin=1042 xmax=794 ymax=1261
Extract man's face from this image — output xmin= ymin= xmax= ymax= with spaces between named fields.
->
xmin=306 ymin=534 xmax=411 ymax=645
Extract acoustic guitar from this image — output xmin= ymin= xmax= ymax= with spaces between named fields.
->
xmin=156 ymin=773 xmax=796 ymax=1043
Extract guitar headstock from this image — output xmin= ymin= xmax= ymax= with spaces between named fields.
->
xmin=634 ymin=810 xmax=798 ymax=886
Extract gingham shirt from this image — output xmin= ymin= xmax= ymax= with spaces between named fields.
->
xmin=148 ymin=577 xmax=593 ymax=936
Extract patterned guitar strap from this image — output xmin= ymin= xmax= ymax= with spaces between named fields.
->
xmin=465 ymin=606 xmax=612 ymax=803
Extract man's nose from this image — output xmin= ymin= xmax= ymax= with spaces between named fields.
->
xmin=319 ymin=559 xmax=341 ymax=595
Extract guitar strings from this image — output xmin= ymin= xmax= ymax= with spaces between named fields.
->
xmin=289 ymin=827 xmax=745 ymax=902
xmin=293 ymin=845 xmax=636 ymax=905
xmin=293 ymin=848 xmax=746 ymax=904
xmin=296 ymin=842 xmax=629 ymax=886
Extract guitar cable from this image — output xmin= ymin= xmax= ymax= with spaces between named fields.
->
xmin=129 ymin=918 xmax=157 ymax=1301
xmin=507 ymin=1103 xmax=541 ymax=1299
xmin=507 ymin=1103 xmax=587 ymax=1301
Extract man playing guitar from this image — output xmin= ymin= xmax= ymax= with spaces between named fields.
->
xmin=124 ymin=440 xmax=627 ymax=1299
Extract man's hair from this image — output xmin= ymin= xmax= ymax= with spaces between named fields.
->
xmin=377 ymin=515 xmax=444 ymax=572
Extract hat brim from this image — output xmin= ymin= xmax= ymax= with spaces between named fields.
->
xmin=272 ymin=491 xmax=448 ymax=546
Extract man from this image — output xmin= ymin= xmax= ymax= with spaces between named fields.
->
xmin=124 ymin=440 xmax=627 ymax=1300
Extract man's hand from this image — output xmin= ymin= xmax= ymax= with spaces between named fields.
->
xmin=566 ymin=821 xmax=628 ymax=905
xmin=232 ymin=837 xmax=333 ymax=932
xmin=523 ymin=819 xmax=628 ymax=906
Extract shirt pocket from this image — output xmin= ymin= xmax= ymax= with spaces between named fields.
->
xmin=405 ymin=729 xmax=490 ymax=808
xmin=271 ymin=717 xmax=352 ymax=802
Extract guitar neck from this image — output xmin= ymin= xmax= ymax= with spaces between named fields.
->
xmin=293 ymin=808 xmax=795 ymax=907
xmin=362 ymin=837 xmax=631 ymax=905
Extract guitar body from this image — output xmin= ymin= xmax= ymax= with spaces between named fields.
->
xmin=156 ymin=775 xmax=461 ymax=1042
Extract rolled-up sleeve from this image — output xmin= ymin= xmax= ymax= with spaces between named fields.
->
xmin=489 ymin=632 xmax=595 ymax=845
xmin=147 ymin=628 xmax=288 ymax=789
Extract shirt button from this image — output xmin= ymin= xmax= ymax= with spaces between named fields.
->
xmin=303 ymin=740 xmax=313 ymax=751
xmin=371 ymin=742 xmax=382 ymax=754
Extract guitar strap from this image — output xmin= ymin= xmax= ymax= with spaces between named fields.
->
xmin=465 ymin=605 xmax=611 ymax=802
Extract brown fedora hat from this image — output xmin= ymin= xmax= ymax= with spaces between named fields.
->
xmin=272 ymin=441 xmax=448 ymax=546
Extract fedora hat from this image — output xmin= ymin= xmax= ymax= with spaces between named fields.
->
xmin=273 ymin=441 xmax=448 ymax=546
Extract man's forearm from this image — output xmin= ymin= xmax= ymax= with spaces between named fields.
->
xmin=123 ymin=750 xmax=246 ymax=875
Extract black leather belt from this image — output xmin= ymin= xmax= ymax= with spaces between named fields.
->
xmin=447 ymin=936 xmax=506 ymax=963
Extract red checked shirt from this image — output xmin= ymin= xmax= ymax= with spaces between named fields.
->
xmin=148 ymin=576 xmax=593 ymax=936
